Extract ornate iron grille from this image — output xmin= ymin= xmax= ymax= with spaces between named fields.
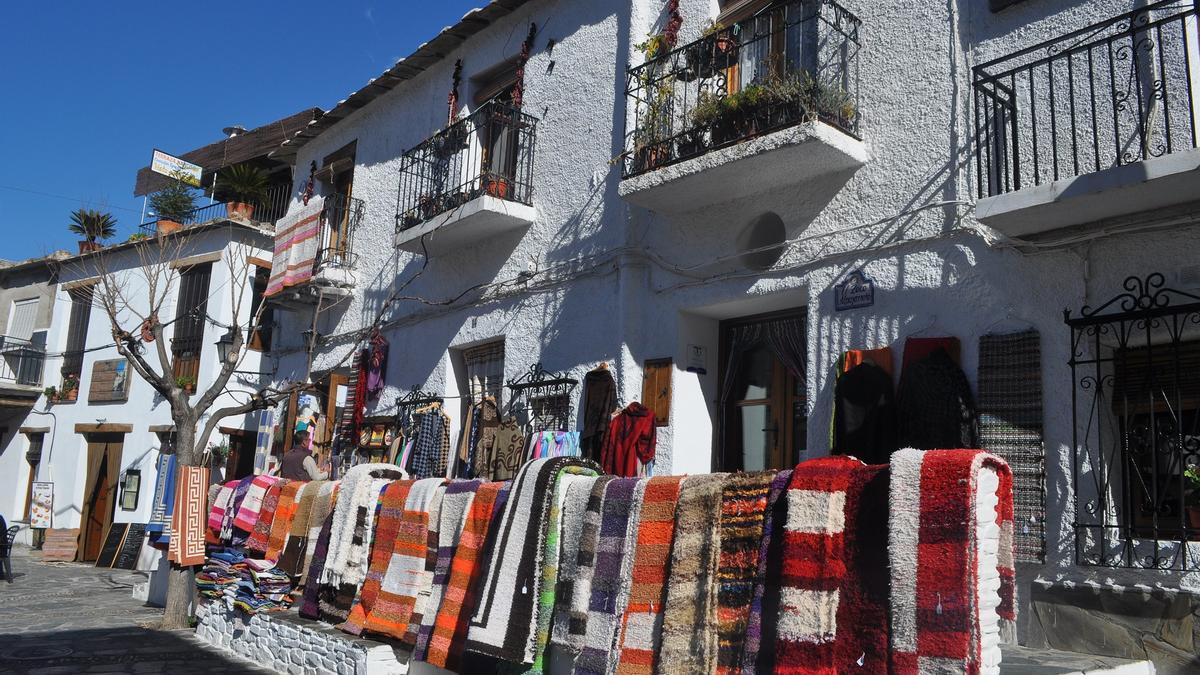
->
xmin=395 ymin=101 xmax=538 ymax=234
xmin=1066 ymin=273 xmax=1200 ymax=571
xmin=622 ymin=0 xmax=860 ymax=178
xmin=974 ymin=1 xmax=1200 ymax=198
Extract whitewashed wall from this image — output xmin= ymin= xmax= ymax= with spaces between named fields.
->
xmin=268 ymin=0 xmax=1200 ymax=595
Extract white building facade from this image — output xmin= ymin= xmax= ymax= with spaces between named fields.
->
xmin=265 ymin=0 xmax=1200 ymax=667
xmin=4 ymin=224 xmax=273 ymax=589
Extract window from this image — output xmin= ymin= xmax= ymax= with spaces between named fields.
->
xmin=248 ymin=265 xmax=273 ymax=352
xmin=462 ymin=341 xmax=506 ymax=406
xmin=61 ymin=285 xmax=94 ymax=399
xmin=171 ymin=263 xmax=212 ymax=390
xmin=718 ymin=309 xmax=807 ymax=472
xmin=23 ymin=432 xmax=44 ymax=520
xmin=7 ymin=297 xmax=39 ymax=340
xmin=320 ymin=141 xmax=357 ymax=261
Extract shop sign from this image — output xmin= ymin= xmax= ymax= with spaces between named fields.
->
xmin=150 ymin=149 xmax=202 ymax=187
xmin=30 ymin=482 xmax=53 ymax=528
xmin=834 ymin=270 xmax=875 ymax=311
xmin=686 ymin=344 xmax=707 ymax=375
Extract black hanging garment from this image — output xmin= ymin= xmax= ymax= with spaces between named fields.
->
xmin=832 ymin=361 xmax=898 ymax=464
xmin=896 ymin=347 xmax=978 ymax=450
xmin=579 ymin=367 xmax=616 ymax=462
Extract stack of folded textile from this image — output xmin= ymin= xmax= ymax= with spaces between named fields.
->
xmin=199 ymin=547 xmax=295 ymax=614
xmin=196 ymin=548 xmax=243 ymax=600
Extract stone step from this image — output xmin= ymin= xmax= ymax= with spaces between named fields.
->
xmin=1001 ymin=644 xmax=1157 ymax=675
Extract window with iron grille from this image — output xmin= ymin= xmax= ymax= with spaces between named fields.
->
xmin=61 ymin=286 xmax=94 ymax=397
xmin=248 ymin=265 xmax=273 ymax=352
xmin=171 ymin=263 xmax=212 ymax=388
xmin=462 ymin=341 xmax=505 ymax=406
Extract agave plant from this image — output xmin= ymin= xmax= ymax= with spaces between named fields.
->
xmin=69 ymin=209 xmax=118 ymax=243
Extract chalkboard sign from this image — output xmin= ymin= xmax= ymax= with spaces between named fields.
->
xmin=94 ymin=523 xmax=128 ymax=568
xmin=113 ymin=523 xmax=146 ymax=570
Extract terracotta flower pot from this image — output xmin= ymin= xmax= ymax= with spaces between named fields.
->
xmin=156 ymin=219 xmax=183 ymax=236
xmin=225 ymin=202 xmax=255 ymax=220
xmin=1188 ymin=506 xmax=1200 ymax=535
xmin=485 ymin=177 xmax=511 ymax=199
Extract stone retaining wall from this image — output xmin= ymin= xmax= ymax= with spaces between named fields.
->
xmin=195 ymin=602 xmax=406 ymax=675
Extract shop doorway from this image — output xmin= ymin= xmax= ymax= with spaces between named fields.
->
xmin=717 ymin=309 xmax=808 ymax=472
xmin=223 ymin=429 xmax=257 ymax=481
xmin=79 ymin=433 xmax=123 ymax=562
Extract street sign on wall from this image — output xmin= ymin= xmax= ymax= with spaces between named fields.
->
xmin=150 ymin=149 xmax=202 ymax=187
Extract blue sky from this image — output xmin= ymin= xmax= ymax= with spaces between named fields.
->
xmin=0 ymin=1 xmax=483 ymax=261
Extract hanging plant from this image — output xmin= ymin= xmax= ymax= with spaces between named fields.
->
xmin=512 ymin=23 xmax=537 ymax=110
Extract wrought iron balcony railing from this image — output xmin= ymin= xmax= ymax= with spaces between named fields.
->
xmin=0 ymin=335 xmax=46 ymax=388
xmin=140 ymin=181 xmax=294 ymax=233
xmin=974 ymin=0 xmax=1200 ymax=198
xmin=314 ymin=192 xmax=364 ymax=271
xmin=395 ymin=101 xmax=538 ymax=234
xmin=622 ymin=0 xmax=861 ymax=178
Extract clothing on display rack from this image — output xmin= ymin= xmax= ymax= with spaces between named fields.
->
xmin=408 ymin=403 xmax=451 ymax=479
xmin=600 ymin=402 xmax=657 ymax=478
xmin=365 ymin=331 xmax=389 ymax=401
xmin=579 ymin=365 xmax=617 ymax=462
xmin=832 ymin=357 xmax=897 ymax=465
xmin=897 ymin=343 xmax=978 ymax=451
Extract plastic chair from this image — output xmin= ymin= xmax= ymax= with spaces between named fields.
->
xmin=1 ymin=525 xmax=18 ymax=582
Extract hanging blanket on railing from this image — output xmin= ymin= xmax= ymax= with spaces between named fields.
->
xmin=167 ymin=465 xmax=209 ymax=566
xmin=341 ymin=479 xmax=415 ymax=636
xmin=206 ymin=481 xmax=237 ymax=543
xmin=775 ymin=456 xmax=892 ymax=674
xmin=265 ymin=195 xmax=324 ymax=297
xmin=415 ymin=479 xmax=482 ymax=661
xmin=888 ymin=448 xmax=1016 ymax=675
xmin=612 ymin=475 xmax=684 ymax=675
xmin=361 ymin=478 xmax=446 ymax=643
xmin=246 ymin=480 xmax=288 ymax=554
xmin=425 ymin=481 xmax=510 ymax=671
xmin=550 ymin=475 xmax=613 ymax=661
xmin=320 ymin=463 xmax=405 ymax=588
xmin=300 ymin=503 xmax=338 ymax=620
xmin=575 ymin=477 xmax=640 ymax=675
xmin=658 ymin=473 xmax=727 ymax=674
xmin=220 ymin=477 xmax=255 ymax=544
xmin=147 ymin=453 xmax=177 ymax=548
xmin=265 ymin=481 xmax=306 ymax=562
xmin=739 ymin=469 xmax=791 ymax=675
xmin=232 ymin=475 xmax=281 ymax=534
xmin=715 ymin=471 xmax=778 ymax=674
xmin=464 ymin=456 xmax=601 ymax=664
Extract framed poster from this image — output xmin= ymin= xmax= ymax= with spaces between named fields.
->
xmin=30 ymin=482 xmax=53 ymax=528
xmin=89 ymin=359 xmax=132 ymax=403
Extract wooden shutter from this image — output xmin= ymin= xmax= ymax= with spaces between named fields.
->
xmin=62 ymin=286 xmax=94 ymax=382
xmin=641 ymin=358 xmax=673 ymax=427
xmin=8 ymin=298 xmax=38 ymax=341
xmin=171 ymin=263 xmax=212 ymax=384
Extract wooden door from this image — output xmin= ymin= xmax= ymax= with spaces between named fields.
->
xmin=80 ymin=434 xmax=122 ymax=561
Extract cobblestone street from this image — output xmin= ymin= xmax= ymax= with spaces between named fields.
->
xmin=0 ymin=546 xmax=271 ymax=674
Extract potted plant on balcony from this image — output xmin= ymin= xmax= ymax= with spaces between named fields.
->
xmin=69 ymin=209 xmax=117 ymax=253
xmin=42 ymin=385 xmax=58 ymax=403
xmin=148 ymin=171 xmax=198 ymax=235
xmin=632 ymin=79 xmax=675 ymax=173
xmin=418 ymin=193 xmax=444 ymax=220
xmin=175 ymin=374 xmax=196 ymax=395
xmin=1186 ymin=464 xmax=1200 ymax=536
xmin=483 ymin=174 xmax=512 ymax=200
xmin=60 ymin=374 xmax=80 ymax=402
xmin=217 ymin=164 xmax=269 ymax=221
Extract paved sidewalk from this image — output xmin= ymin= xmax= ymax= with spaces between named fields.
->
xmin=0 ymin=546 xmax=272 ymax=674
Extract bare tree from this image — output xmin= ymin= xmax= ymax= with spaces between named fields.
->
xmin=74 ymin=225 xmax=294 ymax=628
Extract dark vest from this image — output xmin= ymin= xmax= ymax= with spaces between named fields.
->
xmin=280 ymin=448 xmax=312 ymax=480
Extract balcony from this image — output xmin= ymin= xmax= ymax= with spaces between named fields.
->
xmin=266 ymin=192 xmax=365 ymax=306
xmin=0 ymin=336 xmax=46 ymax=398
xmin=139 ymin=182 xmax=293 ymax=235
xmin=974 ymin=1 xmax=1200 ymax=237
xmin=394 ymin=101 xmax=538 ymax=255
xmin=618 ymin=0 xmax=866 ymax=215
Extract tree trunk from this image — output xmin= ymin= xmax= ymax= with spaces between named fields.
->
xmin=160 ymin=414 xmax=199 ymax=629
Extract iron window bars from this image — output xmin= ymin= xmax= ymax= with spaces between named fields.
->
xmin=395 ymin=100 xmax=538 ymax=234
xmin=974 ymin=0 xmax=1200 ymax=198
xmin=507 ymin=362 xmax=579 ymax=432
xmin=1066 ymin=273 xmax=1200 ymax=571
xmin=622 ymin=0 xmax=860 ymax=178
xmin=315 ymin=192 xmax=365 ymax=272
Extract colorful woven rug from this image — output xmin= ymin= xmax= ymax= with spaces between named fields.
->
xmin=658 ymin=473 xmax=727 ymax=674
xmin=265 ymin=481 xmax=306 ymax=562
xmin=715 ymin=471 xmax=776 ymax=674
xmin=889 ymin=448 xmax=1016 ymax=675
xmin=465 ymin=457 xmax=600 ymax=664
xmin=414 ymin=479 xmax=482 ymax=661
xmin=549 ymin=475 xmax=612 ymax=661
xmin=574 ymin=477 xmax=639 ymax=675
xmin=740 ymin=469 xmax=791 ymax=675
xmin=613 ymin=475 xmax=683 ymax=675
xmin=167 ymin=465 xmax=209 ymax=566
xmin=341 ymin=479 xmax=414 ymax=636
xmin=245 ymin=480 xmax=287 ymax=554
xmin=425 ymin=482 xmax=509 ymax=671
